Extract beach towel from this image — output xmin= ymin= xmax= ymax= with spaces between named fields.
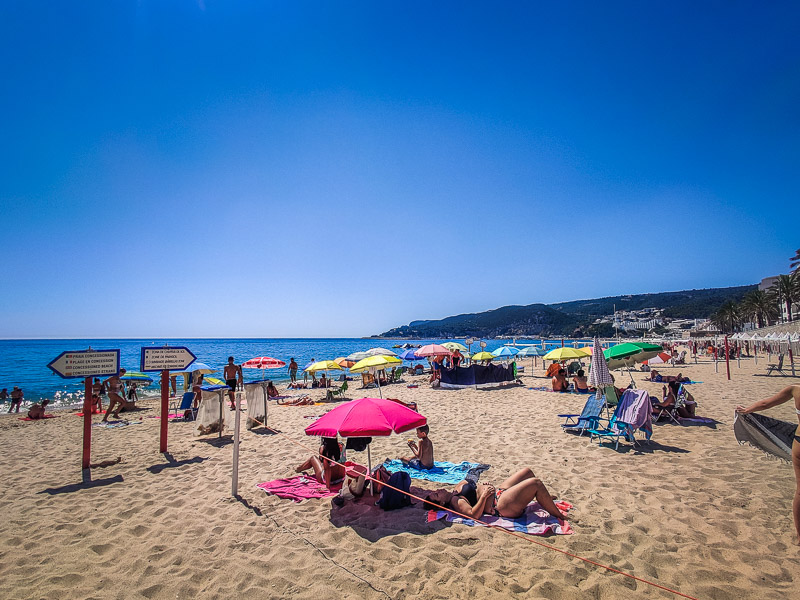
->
xmin=614 ymin=389 xmax=653 ymax=441
xmin=383 ymin=459 xmax=490 ymax=484
xmin=256 ymin=475 xmax=341 ymax=502
xmin=427 ymin=500 xmax=573 ymax=536
xmin=18 ymin=414 xmax=57 ymax=421
xmin=75 ymin=410 xmax=105 ymax=416
xmin=734 ymin=412 xmax=797 ymax=464
xmin=93 ymin=420 xmax=141 ymax=429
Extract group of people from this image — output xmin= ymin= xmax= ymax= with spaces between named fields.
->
xmin=2 ymin=387 xmax=24 ymax=413
xmin=551 ymin=368 xmax=593 ymax=393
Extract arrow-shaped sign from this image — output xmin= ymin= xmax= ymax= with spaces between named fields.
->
xmin=47 ymin=349 xmax=121 ymax=379
xmin=140 ymin=346 xmax=196 ymax=372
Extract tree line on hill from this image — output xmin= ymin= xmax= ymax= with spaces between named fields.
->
xmin=711 ymin=249 xmax=800 ymax=333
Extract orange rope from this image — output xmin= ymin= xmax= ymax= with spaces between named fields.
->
xmin=241 ymin=412 xmax=699 ymax=600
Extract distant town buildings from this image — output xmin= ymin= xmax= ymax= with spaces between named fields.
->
xmin=593 ymin=307 xmax=709 ymax=337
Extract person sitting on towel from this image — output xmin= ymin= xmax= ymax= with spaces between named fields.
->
xmin=296 ymin=436 xmax=345 ymax=489
xmin=27 ymin=399 xmax=50 ymax=420
xmin=423 ymin=467 xmax=567 ymax=521
xmin=399 ymin=425 xmax=434 ymax=469
xmin=736 ymin=385 xmax=800 ymax=547
xmin=652 ymin=381 xmax=696 ymax=418
xmin=552 ymin=369 xmax=569 ymax=392
xmin=572 ymin=369 xmax=592 ymax=394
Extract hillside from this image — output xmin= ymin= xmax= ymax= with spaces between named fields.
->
xmin=376 ymin=285 xmax=756 ymax=338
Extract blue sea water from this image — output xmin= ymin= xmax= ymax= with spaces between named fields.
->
xmin=0 ymin=337 xmax=592 ymax=406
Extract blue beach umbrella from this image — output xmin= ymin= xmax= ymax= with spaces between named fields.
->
xmin=492 ymin=346 xmax=520 ymax=358
xmin=398 ymin=349 xmax=421 ymax=361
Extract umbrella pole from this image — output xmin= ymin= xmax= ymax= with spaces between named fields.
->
xmin=376 ymin=369 xmax=382 ymax=398
xmin=367 ymin=445 xmax=372 ymax=492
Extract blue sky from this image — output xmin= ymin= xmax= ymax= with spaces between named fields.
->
xmin=1 ymin=1 xmax=798 ymax=338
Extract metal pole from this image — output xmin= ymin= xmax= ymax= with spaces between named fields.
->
xmin=724 ymin=335 xmax=731 ymax=381
xmin=218 ymin=390 xmax=223 ymax=438
xmin=160 ymin=369 xmax=169 ymax=453
xmin=82 ymin=376 xmax=92 ymax=470
xmin=232 ymin=390 xmax=241 ymax=496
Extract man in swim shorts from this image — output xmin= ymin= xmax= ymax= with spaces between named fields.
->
xmin=9 ymin=387 xmax=23 ymax=413
xmin=288 ymin=358 xmax=298 ymax=383
xmin=224 ymin=356 xmax=243 ymax=410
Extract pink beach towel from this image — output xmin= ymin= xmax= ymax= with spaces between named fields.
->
xmin=257 ymin=475 xmax=342 ymax=502
xmin=427 ymin=500 xmax=573 ymax=536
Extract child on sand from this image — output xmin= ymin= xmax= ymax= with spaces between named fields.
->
xmin=400 ymin=425 xmax=434 ymax=469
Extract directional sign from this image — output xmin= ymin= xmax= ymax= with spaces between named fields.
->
xmin=140 ymin=346 xmax=196 ymax=373
xmin=48 ymin=349 xmax=120 ymax=379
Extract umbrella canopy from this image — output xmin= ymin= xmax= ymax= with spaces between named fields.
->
xmin=603 ymin=343 xmax=645 ymax=361
xmin=516 ymin=347 xmax=548 ymax=357
xmin=170 ymin=362 xmax=216 ymax=376
xmin=631 ymin=342 xmax=663 ymax=354
xmin=346 ymin=351 xmax=370 ymax=362
xmin=416 ymin=344 xmax=453 ymax=358
xmin=587 ymin=337 xmax=614 ymax=391
xmin=471 ymin=351 xmax=495 ymax=361
xmin=579 ymin=346 xmax=594 ymax=355
xmin=605 ymin=342 xmax=661 ymax=371
xmin=242 ymin=356 xmax=286 ymax=370
xmin=334 ymin=356 xmax=356 ymax=368
xmin=120 ymin=371 xmax=154 ymax=383
xmin=492 ymin=346 xmax=520 ymax=358
xmin=204 ymin=376 xmax=226 ymax=386
xmin=304 ymin=397 xmax=426 ymax=437
xmin=643 ymin=352 xmax=672 ymax=365
xmin=442 ymin=342 xmax=468 ymax=352
xmin=305 ymin=360 xmax=344 ymax=373
xmin=364 ymin=347 xmax=397 ymax=357
xmin=543 ymin=347 xmax=589 ymax=361
xmin=398 ymin=349 xmax=421 ymax=361
xmin=349 ymin=355 xmax=402 ymax=374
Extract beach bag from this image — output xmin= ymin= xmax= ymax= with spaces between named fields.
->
xmin=378 ymin=472 xmax=412 ymax=511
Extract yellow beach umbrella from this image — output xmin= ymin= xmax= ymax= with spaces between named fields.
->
xmin=442 ymin=342 xmax=468 ymax=352
xmin=349 ymin=355 xmax=402 ymax=398
xmin=471 ymin=351 xmax=495 ymax=361
xmin=305 ymin=360 xmax=344 ymax=373
xmin=542 ymin=347 xmax=590 ymax=361
xmin=580 ymin=346 xmax=594 ymax=355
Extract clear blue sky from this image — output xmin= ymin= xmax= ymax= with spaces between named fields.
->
xmin=1 ymin=1 xmax=798 ymax=338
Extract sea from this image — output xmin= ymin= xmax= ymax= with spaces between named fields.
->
xmin=0 ymin=337 xmax=593 ymax=407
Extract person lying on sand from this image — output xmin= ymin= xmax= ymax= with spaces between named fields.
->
xmin=296 ymin=437 xmax=345 ymax=489
xmin=287 ymin=381 xmax=308 ymax=389
xmin=278 ymin=395 xmax=314 ymax=406
xmin=736 ymin=385 xmax=800 ymax=547
xmin=648 ymin=370 xmax=690 ymax=384
xmin=423 ymin=467 xmax=566 ymax=521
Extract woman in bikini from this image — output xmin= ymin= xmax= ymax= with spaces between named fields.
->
xmin=736 ymin=385 xmax=800 ymax=546
xmin=295 ymin=437 xmax=346 ymax=490
xmin=423 ymin=468 xmax=566 ymax=521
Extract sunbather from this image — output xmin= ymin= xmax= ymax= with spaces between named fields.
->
xmin=27 ymin=399 xmax=50 ymax=420
xmin=572 ymin=369 xmax=592 ymax=393
xmin=296 ymin=436 xmax=345 ymax=489
xmin=267 ymin=382 xmax=279 ymax=398
xmin=648 ymin=370 xmax=690 ymax=383
xmin=651 ymin=381 xmax=697 ymax=418
xmin=288 ymin=381 xmax=308 ymax=389
xmin=552 ymin=369 xmax=569 ymax=392
xmin=278 ymin=395 xmax=314 ymax=406
xmin=423 ymin=467 xmax=566 ymax=521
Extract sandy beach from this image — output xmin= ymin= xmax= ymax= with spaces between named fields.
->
xmin=1 ymin=355 xmax=798 ymax=600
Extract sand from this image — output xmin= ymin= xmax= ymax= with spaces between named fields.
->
xmin=1 ymin=355 xmax=799 ymax=599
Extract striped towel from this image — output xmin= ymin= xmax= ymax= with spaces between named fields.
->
xmin=427 ymin=500 xmax=573 ymax=535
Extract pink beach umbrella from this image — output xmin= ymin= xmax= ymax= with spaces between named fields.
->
xmin=242 ymin=356 xmax=286 ymax=370
xmin=415 ymin=344 xmax=453 ymax=358
xmin=305 ymin=397 xmax=427 ymax=474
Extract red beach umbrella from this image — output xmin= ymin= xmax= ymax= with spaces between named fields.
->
xmin=242 ymin=356 xmax=286 ymax=370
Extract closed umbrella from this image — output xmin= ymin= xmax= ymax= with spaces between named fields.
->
xmin=587 ymin=337 xmax=614 ymax=400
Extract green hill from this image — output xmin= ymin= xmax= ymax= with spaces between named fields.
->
xmin=376 ymin=285 xmax=756 ymax=338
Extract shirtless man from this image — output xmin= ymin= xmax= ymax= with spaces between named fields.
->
xmin=102 ymin=369 xmax=128 ymax=422
xmin=737 ymin=385 xmax=800 ymax=546
xmin=552 ymin=369 xmax=569 ymax=392
xmin=9 ymin=387 xmax=23 ymax=413
xmin=224 ymin=356 xmax=243 ymax=410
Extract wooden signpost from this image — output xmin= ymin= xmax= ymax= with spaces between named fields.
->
xmin=140 ymin=346 xmax=196 ymax=453
xmin=47 ymin=348 xmax=120 ymax=470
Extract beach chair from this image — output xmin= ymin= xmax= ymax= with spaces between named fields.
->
xmin=361 ymin=372 xmax=376 ymax=388
xmin=559 ymin=394 xmax=606 ymax=436
xmin=327 ymin=380 xmax=348 ymax=401
xmin=766 ymin=354 xmax=785 ymax=376
xmin=168 ymin=392 xmax=197 ymax=421
xmin=651 ymin=385 xmax=687 ymax=425
xmin=588 ymin=389 xmax=652 ymax=450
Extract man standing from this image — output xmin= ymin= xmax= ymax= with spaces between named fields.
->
xmin=9 ymin=386 xmax=23 ymax=413
xmin=224 ymin=356 xmax=243 ymax=410
xmin=288 ymin=358 xmax=298 ymax=383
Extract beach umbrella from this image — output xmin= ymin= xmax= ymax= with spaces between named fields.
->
xmin=516 ymin=346 xmax=546 ymax=369
xmin=242 ymin=356 xmax=286 ymax=370
xmin=579 ymin=346 xmax=594 ymax=355
xmin=442 ymin=342 xmax=468 ymax=352
xmin=305 ymin=360 xmax=344 ymax=390
xmin=120 ymin=371 xmax=154 ymax=383
xmin=350 ymin=355 xmax=403 ymax=398
xmin=587 ymin=337 xmax=614 ymax=399
xmin=305 ymin=397 xmax=427 ymax=474
xmin=346 ymin=350 xmax=370 ymax=362
xmin=364 ymin=347 xmax=398 ymax=357
xmin=416 ymin=344 xmax=453 ymax=358
xmin=643 ymin=352 xmax=672 ymax=365
xmin=471 ymin=351 xmax=495 ymax=361
xmin=169 ymin=361 xmax=217 ymax=391
xmin=542 ymin=347 xmax=589 ymax=361
xmin=334 ymin=356 xmax=356 ymax=369
xmin=492 ymin=346 xmax=520 ymax=358
xmin=398 ymin=348 xmax=421 ymax=361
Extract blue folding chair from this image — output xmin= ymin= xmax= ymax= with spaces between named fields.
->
xmin=559 ymin=394 xmax=606 ymax=436
xmin=169 ymin=391 xmax=197 ymax=421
